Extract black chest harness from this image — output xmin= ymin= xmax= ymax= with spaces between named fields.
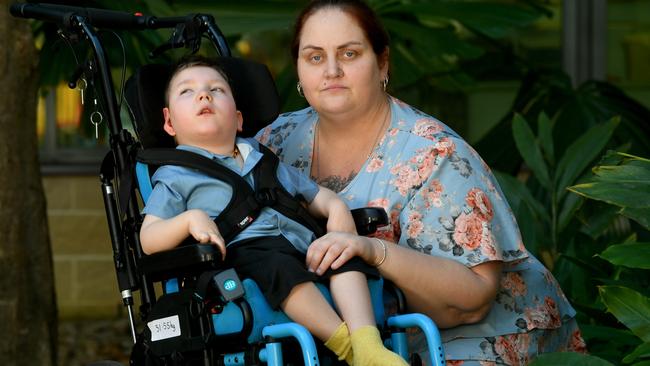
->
xmin=136 ymin=143 xmax=325 ymax=243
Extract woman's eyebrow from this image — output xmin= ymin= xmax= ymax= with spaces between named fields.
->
xmin=301 ymin=41 xmax=364 ymax=52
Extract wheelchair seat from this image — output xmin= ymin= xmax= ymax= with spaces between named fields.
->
xmin=125 ymin=56 xmax=445 ymax=366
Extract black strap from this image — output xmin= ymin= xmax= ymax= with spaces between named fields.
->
xmin=137 ymin=148 xmax=262 ymax=242
xmin=254 ymin=144 xmax=325 ymax=237
xmin=136 ymin=146 xmax=325 ymax=242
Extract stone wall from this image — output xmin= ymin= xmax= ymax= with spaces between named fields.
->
xmin=43 ymin=175 xmax=122 ymax=319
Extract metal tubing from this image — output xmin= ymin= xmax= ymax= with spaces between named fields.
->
xmin=387 ymin=313 xmax=445 ymax=366
xmin=262 ymin=323 xmax=319 ymax=366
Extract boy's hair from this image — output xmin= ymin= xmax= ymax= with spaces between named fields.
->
xmin=164 ymin=55 xmax=232 ymax=106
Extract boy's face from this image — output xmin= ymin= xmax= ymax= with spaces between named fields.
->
xmin=163 ymin=66 xmax=242 ymax=150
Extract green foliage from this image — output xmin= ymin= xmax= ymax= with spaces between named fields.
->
xmin=599 ymin=243 xmax=650 ymax=270
xmin=475 ymin=71 xmax=650 ymax=175
xmin=529 ymin=352 xmax=615 ymax=366
xmin=495 ymin=108 xmax=650 ymax=364
xmin=570 ymin=153 xmax=650 ymax=231
xmin=599 ymin=286 xmax=650 ymax=343
xmin=494 ymin=114 xmax=620 ymax=267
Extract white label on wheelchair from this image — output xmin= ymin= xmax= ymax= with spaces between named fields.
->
xmin=148 ymin=315 xmax=181 ymax=341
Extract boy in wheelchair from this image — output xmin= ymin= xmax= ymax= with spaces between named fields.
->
xmin=140 ymin=55 xmax=408 ymax=366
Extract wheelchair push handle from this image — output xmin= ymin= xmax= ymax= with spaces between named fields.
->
xmin=10 ymin=2 xmax=156 ymax=29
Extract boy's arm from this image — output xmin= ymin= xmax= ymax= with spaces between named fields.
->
xmin=140 ymin=209 xmax=226 ymax=258
xmin=307 ymin=187 xmax=356 ymax=234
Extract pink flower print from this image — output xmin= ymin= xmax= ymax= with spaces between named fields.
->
xmin=410 ymin=147 xmax=438 ymax=180
xmin=389 ymin=127 xmax=399 ymax=137
xmin=494 ymin=333 xmax=531 ymax=366
xmin=452 ymin=212 xmax=484 ymax=251
xmin=391 ymin=163 xmax=424 ymax=196
xmin=367 ymin=198 xmax=389 ymax=210
xmin=422 ymin=179 xmax=444 ymax=208
xmin=501 ymin=272 xmax=527 ymax=297
xmin=257 ymin=126 xmax=271 ymax=145
xmin=569 ymin=329 xmax=587 ymax=353
xmin=391 ymin=208 xmax=402 ymax=239
xmin=407 ymin=211 xmax=424 ymax=238
xmin=434 ymin=136 xmax=455 ymax=157
xmin=481 ymin=240 xmax=498 ymax=260
xmin=466 ymin=188 xmax=494 ymax=221
xmin=413 ymin=118 xmax=443 ymax=140
xmin=524 ymin=296 xmax=562 ymax=330
xmin=366 ymin=156 xmax=384 ymax=172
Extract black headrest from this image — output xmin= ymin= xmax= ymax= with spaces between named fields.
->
xmin=125 ymin=57 xmax=280 ymax=148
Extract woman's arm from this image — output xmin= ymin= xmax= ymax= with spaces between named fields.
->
xmin=140 ymin=209 xmax=226 ymax=258
xmin=306 ymin=233 xmax=502 ymax=328
xmin=371 ymin=237 xmax=502 ymax=328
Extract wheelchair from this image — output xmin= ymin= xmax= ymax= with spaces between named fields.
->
xmin=11 ymin=3 xmax=445 ymax=366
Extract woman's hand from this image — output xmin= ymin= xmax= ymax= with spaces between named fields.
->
xmin=306 ymin=233 xmax=377 ymax=275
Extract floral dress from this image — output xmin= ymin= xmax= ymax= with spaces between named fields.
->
xmin=256 ymin=96 xmax=586 ymax=365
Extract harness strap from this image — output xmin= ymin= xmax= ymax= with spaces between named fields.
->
xmin=137 ymin=148 xmax=262 ymax=242
xmin=136 ymin=145 xmax=325 ymax=243
xmin=255 ymin=144 xmax=325 ymax=237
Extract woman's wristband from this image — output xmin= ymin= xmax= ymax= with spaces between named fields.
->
xmin=372 ymin=238 xmax=387 ymax=267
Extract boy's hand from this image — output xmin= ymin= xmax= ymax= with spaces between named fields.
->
xmin=187 ymin=209 xmax=226 ymax=260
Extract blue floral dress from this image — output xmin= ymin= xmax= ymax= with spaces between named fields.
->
xmin=255 ymin=96 xmax=586 ymax=365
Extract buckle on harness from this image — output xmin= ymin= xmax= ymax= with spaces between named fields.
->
xmin=255 ymin=188 xmax=277 ymax=206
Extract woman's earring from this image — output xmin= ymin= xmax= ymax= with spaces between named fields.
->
xmin=382 ymin=76 xmax=389 ymax=91
xmin=296 ymin=82 xmax=304 ymax=97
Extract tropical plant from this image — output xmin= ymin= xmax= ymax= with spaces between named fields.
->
xmin=528 ymin=152 xmax=650 ymax=365
xmin=475 ymin=69 xmax=650 ymax=175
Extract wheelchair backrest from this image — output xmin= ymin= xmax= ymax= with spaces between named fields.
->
xmin=125 ymin=57 xmax=280 ymax=149
xmin=125 ymin=57 xmax=281 ymax=202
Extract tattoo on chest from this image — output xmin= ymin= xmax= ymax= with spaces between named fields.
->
xmin=315 ymin=171 xmax=358 ymax=193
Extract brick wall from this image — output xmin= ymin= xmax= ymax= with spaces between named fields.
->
xmin=43 ymin=175 xmax=122 ymax=319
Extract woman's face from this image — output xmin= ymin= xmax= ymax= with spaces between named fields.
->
xmin=297 ymin=8 xmax=387 ymax=117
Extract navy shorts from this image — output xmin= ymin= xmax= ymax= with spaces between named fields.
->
xmin=224 ymin=235 xmax=379 ymax=309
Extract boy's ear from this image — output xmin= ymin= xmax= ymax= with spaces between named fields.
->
xmin=236 ymin=110 xmax=243 ymax=132
xmin=162 ymin=107 xmax=176 ymax=136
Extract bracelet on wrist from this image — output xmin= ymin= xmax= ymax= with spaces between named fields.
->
xmin=372 ymin=238 xmax=387 ymax=267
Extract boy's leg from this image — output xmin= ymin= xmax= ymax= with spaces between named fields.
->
xmin=330 ymin=271 xmax=408 ymax=366
xmin=281 ymin=281 xmax=354 ymax=365
xmin=280 ymin=281 xmax=342 ymax=341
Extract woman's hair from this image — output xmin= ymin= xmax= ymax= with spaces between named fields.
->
xmin=290 ymin=0 xmax=390 ymax=64
xmin=165 ymin=55 xmax=231 ymax=106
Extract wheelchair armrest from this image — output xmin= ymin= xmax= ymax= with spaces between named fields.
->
xmin=139 ymin=244 xmax=222 ymax=282
xmin=351 ymin=207 xmax=388 ymax=236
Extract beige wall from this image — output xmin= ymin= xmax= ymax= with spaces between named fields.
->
xmin=44 ymin=175 xmax=122 ymax=319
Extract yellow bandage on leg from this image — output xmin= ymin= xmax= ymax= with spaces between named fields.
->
xmin=350 ymin=326 xmax=408 ymax=366
xmin=324 ymin=322 xmax=354 ymax=365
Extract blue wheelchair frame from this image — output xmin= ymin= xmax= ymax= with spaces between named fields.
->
xmin=11 ymin=3 xmax=445 ymax=365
